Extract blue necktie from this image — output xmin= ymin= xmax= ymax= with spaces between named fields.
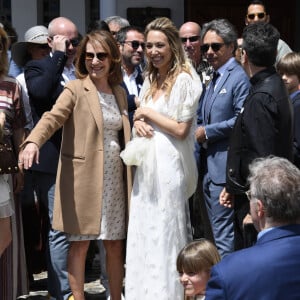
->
xmin=204 ymin=71 xmax=219 ymax=122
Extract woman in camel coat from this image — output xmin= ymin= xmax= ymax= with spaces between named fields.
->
xmin=20 ymin=30 xmax=132 ymax=300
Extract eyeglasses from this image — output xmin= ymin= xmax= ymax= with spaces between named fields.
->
xmin=180 ymin=35 xmax=200 ymax=43
xmin=247 ymin=12 xmax=266 ymax=20
xmin=85 ymin=52 xmax=108 ymax=61
xmin=123 ymin=40 xmax=145 ymax=50
xmin=245 ymin=190 xmax=258 ymax=202
xmin=200 ymin=43 xmax=225 ymax=53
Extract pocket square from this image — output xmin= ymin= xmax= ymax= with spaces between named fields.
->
xmin=220 ymin=88 xmax=227 ymax=94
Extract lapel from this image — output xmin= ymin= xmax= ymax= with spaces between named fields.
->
xmin=202 ymin=61 xmax=236 ymax=124
xmin=83 ymin=76 xmax=104 ymax=134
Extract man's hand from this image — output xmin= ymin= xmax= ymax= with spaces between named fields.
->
xmin=219 ymin=187 xmax=235 ymax=208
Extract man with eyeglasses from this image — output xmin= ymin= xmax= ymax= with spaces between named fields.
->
xmin=206 ymin=156 xmax=300 ymax=300
xmin=220 ymin=22 xmax=293 ymax=252
xmin=245 ymin=0 xmax=292 ymax=65
xmin=116 ymin=26 xmax=145 ymax=127
xmin=195 ymin=19 xmax=250 ymax=258
xmin=179 ymin=22 xmax=213 ymax=85
xmin=24 ymin=17 xmax=79 ymax=300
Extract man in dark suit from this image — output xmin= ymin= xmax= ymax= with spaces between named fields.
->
xmin=116 ymin=26 xmax=144 ymax=127
xmin=220 ymin=22 xmax=293 ymax=250
xmin=24 ymin=17 xmax=79 ymax=300
xmin=195 ymin=19 xmax=250 ymax=257
xmin=206 ymin=156 xmax=300 ymax=300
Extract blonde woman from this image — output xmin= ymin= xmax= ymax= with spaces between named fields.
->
xmin=177 ymin=240 xmax=221 ymax=300
xmin=123 ymin=17 xmax=202 ymax=299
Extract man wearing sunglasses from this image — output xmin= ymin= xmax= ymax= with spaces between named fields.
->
xmin=179 ymin=22 xmax=213 ymax=86
xmin=195 ymin=19 xmax=250 ymax=258
xmin=245 ymin=0 xmax=292 ymax=65
xmin=24 ymin=17 xmax=79 ymax=300
xmin=116 ymin=26 xmax=145 ymax=127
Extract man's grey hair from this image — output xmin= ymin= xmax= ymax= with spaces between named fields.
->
xmin=104 ymin=16 xmax=130 ymax=28
xmin=200 ymin=18 xmax=238 ymax=52
xmin=248 ymin=156 xmax=300 ymax=223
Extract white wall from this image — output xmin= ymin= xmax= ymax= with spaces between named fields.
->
xmin=60 ymin=0 xmax=86 ymax=35
xmin=117 ymin=0 xmax=184 ymax=28
xmin=10 ymin=0 xmax=184 ymax=45
xmin=11 ymin=0 xmax=38 ymax=41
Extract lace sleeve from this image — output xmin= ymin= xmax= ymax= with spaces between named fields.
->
xmin=167 ymin=69 xmax=202 ymax=122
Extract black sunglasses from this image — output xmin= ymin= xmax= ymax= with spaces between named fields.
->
xmin=49 ymin=37 xmax=80 ymax=47
xmin=247 ymin=12 xmax=266 ymax=20
xmin=123 ymin=40 xmax=145 ymax=50
xmin=180 ymin=35 xmax=200 ymax=43
xmin=201 ymin=43 xmax=225 ymax=53
xmin=67 ymin=38 xmax=80 ymax=47
xmin=85 ymin=52 xmax=108 ymax=61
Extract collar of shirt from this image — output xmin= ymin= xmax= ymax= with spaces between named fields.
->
xmin=122 ymin=67 xmax=139 ymax=95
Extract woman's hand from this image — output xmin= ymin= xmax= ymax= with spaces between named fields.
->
xmin=134 ymin=120 xmax=154 ymax=138
xmin=18 ymin=143 xmax=40 ymax=170
xmin=133 ymin=107 xmax=150 ymax=121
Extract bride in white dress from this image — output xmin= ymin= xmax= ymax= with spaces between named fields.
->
xmin=121 ymin=17 xmax=202 ymax=300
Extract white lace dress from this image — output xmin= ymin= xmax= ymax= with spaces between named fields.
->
xmin=123 ymin=70 xmax=202 ymax=300
xmin=69 ymin=92 xmax=125 ymax=241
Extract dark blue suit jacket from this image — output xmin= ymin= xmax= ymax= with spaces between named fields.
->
xmin=120 ymin=67 xmax=143 ymax=128
xmin=206 ymin=224 xmax=300 ymax=300
xmin=200 ymin=58 xmax=250 ymax=184
xmin=24 ymin=51 xmax=67 ymax=174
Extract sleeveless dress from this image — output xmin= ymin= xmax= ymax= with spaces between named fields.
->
xmin=123 ymin=70 xmax=202 ymax=300
xmin=68 ymin=92 xmax=125 ymax=241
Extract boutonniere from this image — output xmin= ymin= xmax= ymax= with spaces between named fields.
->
xmin=219 ymin=88 xmax=227 ymax=94
xmin=122 ymin=109 xmax=128 ymax=116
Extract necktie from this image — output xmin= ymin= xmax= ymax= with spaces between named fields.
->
xmin=204 ymin=71 xmax=219 ymax=122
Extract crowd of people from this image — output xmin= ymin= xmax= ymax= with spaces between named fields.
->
xmin=0 ymin=0 xmax=300 ymax=299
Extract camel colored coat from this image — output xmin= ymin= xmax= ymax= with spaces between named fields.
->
xmin=25 ymin=76 xmax=132 ymax=235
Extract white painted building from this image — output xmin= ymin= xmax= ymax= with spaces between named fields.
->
xmin=9 ymin=0 xmax=184 ymax=42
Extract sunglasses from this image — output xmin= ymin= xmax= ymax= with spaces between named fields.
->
xmin=247 ymin=12 xmax=266 ymax=20
xmin=66 ymin=38 xmax=80 ymax=47
xmin=180 ymin=35 xmax=200 ymax=43
xmin=123 ymin=40 xmax=145 ymax=50
xmin=49 ymin=37 xmax=80 ymax=47
xmin=85 ymin=52 xmax=108 ymax=61
xmin=200 ymin=43 xmax=225 ymax=53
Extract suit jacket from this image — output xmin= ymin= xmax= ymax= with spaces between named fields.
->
xmin=24 ymin=51 xmax=67 ymax=174
xmin=24 ymin=76 xmax=132 ymax=235
xmin=206 ymin=224 xmax=300 ymax=300
xmin=200 ymin=58 xmax=250 ymax=184
xmin=291 ymin=91 xmax=300 ymax=168
xmin=120 ymin=67 xmax=143 ymax=127
xmin=226 ymin=67 xmax=293 ymax=194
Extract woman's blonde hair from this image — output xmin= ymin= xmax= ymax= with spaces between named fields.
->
xmin=144 ymin=17 xmax=191 ymax=101
xmin=0 ymin=27 xmax=8 ymax=77
xmin=177 ymin=239 xmax=221 ymax=275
